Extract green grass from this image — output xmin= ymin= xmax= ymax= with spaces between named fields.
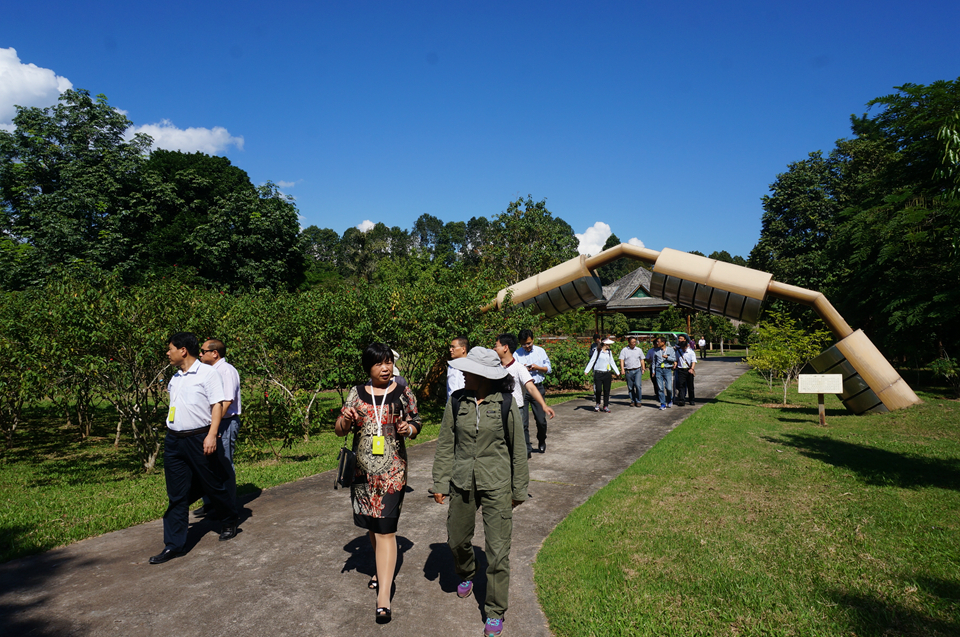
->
xmin=535 ymin=372 xmax=960 ymax=636
xmin=0 ymin=395 xmax=445 ymax=564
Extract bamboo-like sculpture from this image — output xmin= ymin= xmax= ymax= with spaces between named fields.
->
xmin=484 ymin=244 xmax=920 ymax=415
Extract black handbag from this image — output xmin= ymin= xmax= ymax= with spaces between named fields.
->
xmin=335 ymin=435 xmax=358 ymax=489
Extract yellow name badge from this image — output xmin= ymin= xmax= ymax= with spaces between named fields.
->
xmin=372 ymin=436 xmax=386 ymax=456
xmin=167 ymin=406 xmax=176 ymax=423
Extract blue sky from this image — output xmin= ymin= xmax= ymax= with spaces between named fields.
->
xmin=2 ymin=1 xmax=958 ymax=259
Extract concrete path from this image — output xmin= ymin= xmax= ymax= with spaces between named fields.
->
xmin=0 ymin=358 xmax=747 ymax=637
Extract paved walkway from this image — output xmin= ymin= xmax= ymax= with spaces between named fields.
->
xmin=0 ymin=358 xmax=747 ymax=637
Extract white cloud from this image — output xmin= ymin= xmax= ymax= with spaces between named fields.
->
xmin=628 ymin=237 xmax=645 ymax=248
xmin=276 ymin=180 xmax=296 ymax=188
xmin=0 ymin=47 xmax=73 ymax=126
xmin=576 ymin=221 xmax=612 ymax=256
xmin=357 ymin=220 xmax=375 ymax=232
xmin=130 ymin=119 xmax=244 ymax=154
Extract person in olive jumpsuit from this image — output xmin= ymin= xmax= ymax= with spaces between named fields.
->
xmin=432 ymin=347 xmax=529 ymax=637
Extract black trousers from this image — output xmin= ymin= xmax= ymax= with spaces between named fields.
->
xmin=675 ymin=369 xmax=694 ymax=405
xmin=162 ymin=431 xmax=238 ymax=551
xmin=523 ymin=382 xmax=548 ymax=447
xmin=594 ymin=371 xmax=612 ymax=407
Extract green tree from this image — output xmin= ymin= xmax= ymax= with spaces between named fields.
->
xmin=135 ymin=150 xmax=258 ymax=282
xmin=707 ymin=250 xmax=747 ymax=267
xmin=0 ymin=290 xmax=43 ymax=448
xmin=191 ymin=182 xmax=306 ymax=291
xmin=0 ymin=89 xmax=152 ymax=288
xmin=300 ymin=225 xmax=342 ymax=290
xmin=747 ymin=311 xmax=831 ymax=405
xmin=826 ymin=79 xmax=960 ymax=357
xmin=484 ymin=195 xmax=579 ymax=284
xmin=597 ymin=233 xmax=640 ymax=285
xmin=748 ymin=151 xmax=837 ymax=291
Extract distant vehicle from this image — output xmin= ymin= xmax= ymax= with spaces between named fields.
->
xmin=624 ymin=330 xmax=686 ymax=346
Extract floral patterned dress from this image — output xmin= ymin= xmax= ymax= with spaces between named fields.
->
xmin=341 ymin=382 xmax=421 ymax=533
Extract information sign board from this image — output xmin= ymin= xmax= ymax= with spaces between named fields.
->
xmin=798 ymin=374 xmax=843 ymax=394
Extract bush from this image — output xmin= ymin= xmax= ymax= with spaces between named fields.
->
xmin=543 ymin=339 xmax=591 ymax=390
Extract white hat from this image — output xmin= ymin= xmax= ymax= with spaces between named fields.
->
xmin=602 ymin=338 xmax=615 ymax=344
xmin=448 ymin=347 xmax=508 ymax=379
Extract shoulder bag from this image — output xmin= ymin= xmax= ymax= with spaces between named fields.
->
xmin=335 ymin=433 xmax=358 ymax=489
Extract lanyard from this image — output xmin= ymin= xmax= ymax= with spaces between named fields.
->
xmin=369 ymin=383 xmax=388 ymax=436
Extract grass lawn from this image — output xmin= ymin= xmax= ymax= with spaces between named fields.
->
xmin=535 ymin=371 xmax=960 ymax=636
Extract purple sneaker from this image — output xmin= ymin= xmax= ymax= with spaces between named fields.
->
xmin=484 ymin=617 xmax=504 ymax=636
xmin=457 ymin=580 xmax=473 ymax=598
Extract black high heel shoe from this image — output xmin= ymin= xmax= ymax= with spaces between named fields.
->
xmin=375 ymin=607 xmax=392 ymax=624
xmin=367 ymin=577 xmax=378 ymax=591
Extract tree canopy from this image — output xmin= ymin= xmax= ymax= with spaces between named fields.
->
xmin=750 ymin=77 xmax=960 ymax=361
xmin=0 ymin=90 xmax=305 ymax=291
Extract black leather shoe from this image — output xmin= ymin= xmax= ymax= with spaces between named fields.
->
xmin=149 ymin=548 xmax=184 ymax=564
xmin=538 ymin=442 xmax=546 ymax=454
xmin=219 ymin=524 xmax=238 ymax=541
xmin=193 ymin=504 xmax=210 ymax=517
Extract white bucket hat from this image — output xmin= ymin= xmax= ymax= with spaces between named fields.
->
xmin=448 ymin=347 xmax=508 ymax=379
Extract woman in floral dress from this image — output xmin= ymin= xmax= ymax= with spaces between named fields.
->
xmin=335 ymin=343 xmax=420 ymax=623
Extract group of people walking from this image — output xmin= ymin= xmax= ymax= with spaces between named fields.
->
xmin=150 ymin=329 xmax=700 ymax=636
xmin=586 ymin=333 xmax=700 ymax=411
xmin=336 ymin=334 xmax=553 ymax=636
xmin=151 ymin=332 xmax=243 ymax=565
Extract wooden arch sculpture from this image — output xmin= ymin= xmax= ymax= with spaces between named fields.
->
xmin=483 ymin=244 xmax=920 ymax=415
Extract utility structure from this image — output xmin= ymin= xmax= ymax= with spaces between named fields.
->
xmin=483 ymin=244 xmax=920 ymax=416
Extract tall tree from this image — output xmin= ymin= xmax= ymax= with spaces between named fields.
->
xmin=826 ymin=79 xmax=960 ymax=356
xmin=484 ymin=195 xmax=579 ymax=284
xmin=138 ymin=150 xmax=257 ymax=278
xmin=0 ymin=89 xmax=152 ymax=288
xmin=748 ymin=151 xmax=837 ymax=292
xmin=192 ymin=182 xmax=306 ymax=291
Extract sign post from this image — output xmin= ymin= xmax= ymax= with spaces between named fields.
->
xmin=798 ymin=374 xmax=843 ymax=426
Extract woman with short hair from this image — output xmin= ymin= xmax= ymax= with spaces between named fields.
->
xmin=335 ymin=343 xmax=421 ymax=623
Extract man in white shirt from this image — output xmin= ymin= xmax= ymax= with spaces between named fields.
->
xmin=446 ymin=336 xmax=468 ymax=399
xmin=150 ymin=332 xmax=239 ymax=565
xmin=675 ymin=334 xmax=698 ymax=407
xmin=618 ymin=336 xmax=645 ymax=407
xmin=514 ymin=329 xmax=553 ymax=454
xmin=494 ymin=333 xmax=555 ymax=458
xmin=195 ymin=338 xmax=242 ymax=515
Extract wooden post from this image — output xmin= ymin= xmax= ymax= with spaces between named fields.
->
xmin=799 ymin=374 xmax=843 ymax=426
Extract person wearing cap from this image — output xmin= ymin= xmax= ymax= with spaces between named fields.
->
xmin=584 ymin=338 xmax=619 ymax=412
xmin=432 ymin=347 xmax=529 ymax=637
